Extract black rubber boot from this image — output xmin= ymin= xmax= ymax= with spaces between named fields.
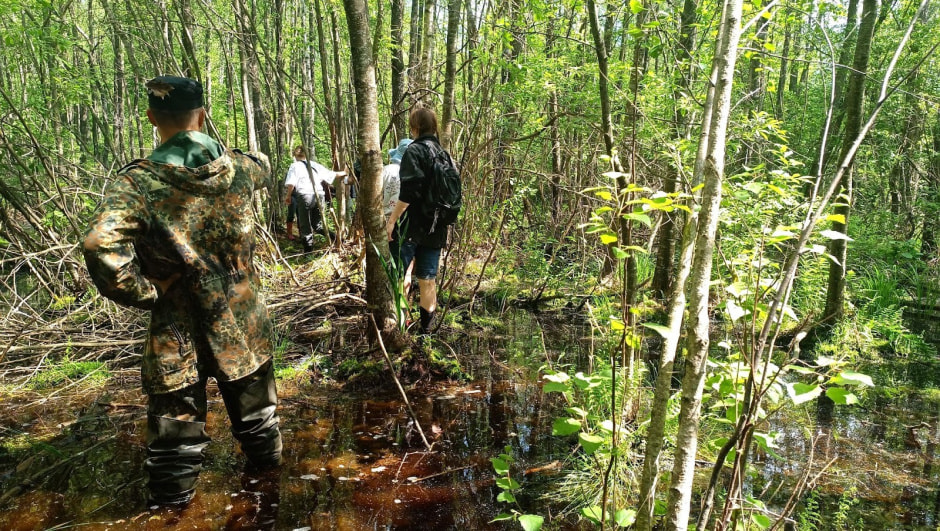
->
xmin=145 ymin=416 xmax=210 ymax=506
xmin=419 ymin=308 xmax=435 ymax=334
xmin=219 ymin=361 xmax=283 ymax=469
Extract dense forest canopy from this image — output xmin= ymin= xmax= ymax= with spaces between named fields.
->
xmin=1 ymin=0 xmax=939 ymax=527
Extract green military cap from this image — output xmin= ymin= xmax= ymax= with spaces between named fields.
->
xmin=146 ymin=76 xmax=204 ymax=112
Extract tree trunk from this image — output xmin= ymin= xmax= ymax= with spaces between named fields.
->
xmin=440 ymin=0 xmax=460 ymax=150
xmin=823 ymin=0 xmax=878 ymax=324
xmin=650 ymin=0 xmax=697 ymax=300
xmin=342 ymin=0 xmax=399 ymax=338
xmin=390 ymin=0 xmax=408 ymax=139
xmin=663 ymin=0 xmax=743 ymax=529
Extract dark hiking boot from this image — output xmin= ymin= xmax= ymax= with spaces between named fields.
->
xmin=419 ymin=308 xmax=436 ymax=334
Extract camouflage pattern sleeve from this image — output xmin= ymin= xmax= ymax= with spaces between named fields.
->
xmin=83 ymin=172 xmax=158 ymax=309
xmin=240 ymin=151 xmax=272 ymax=192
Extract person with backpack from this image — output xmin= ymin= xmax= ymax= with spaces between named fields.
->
xmin=385 ymin=107 xmax=461 ymax=334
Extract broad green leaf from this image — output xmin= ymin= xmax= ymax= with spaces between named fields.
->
xmin=610 ymin=318 xmax=625 ymax=331
xmin=612 ymin=246 xmax=630 ymax=259
xmin=491 ymin=513 xmax=515 ymax=522
xmin=825 ymin=214 xmax=846 ymax=224
xmin=595 ymin=190 xmax=614 ymax=201
xmin=643 ymin=323 xmax=671 ymax=338
xmin=785 ymin=364 xmax=816 ymax=375
xmin=725 ymin=300 xmax=747 ymax=322
xmin=582 ymin=506 xmax=604 ymax=524
xmin=752 ymin=431 xmax=779 ymax=450
xmin=497 ymin=491 xmax=516 ymax=503
xmin=820 ymin=229 xmax=854 ymax=241
xmin=814 ymin=356 xmax=837 ymax=367
xmin=614 ymin=509 xmax=637 ymax=527
xmin=567 ymin=407 xmax=588 ymax=418
xmin=829 ymin=371 xmax=874 ymax=387
xmin=629 ymin=0 xmax=644 ymax=13
xmin=787 ymin=382 xmax=822 ymax=405
xmin=578 ymin=432 xmax=605 ymax=455
xmin=826 ymin=387 xmax=859 ymax=405
xmin=600 ymin=233 xmax=618 ymax=245
xmin=519 ymin=514 xmax=544 ymax=531
xmin=491 ymin=457 xmax=509 ymax=475
xmin=552 ymin=417 xmax=581 ymax=436
xmin=752 ymin=513 xmax=772 ymax=529
xmin=543 ymin=372 xmax=570 ymax=383
xmin=543 ymin=381 xmax=569 ymax=393
xmin=496 ymin=477 xmax=521 ymax=490
xmin=623 ymin=212 xmax=652 ymax=227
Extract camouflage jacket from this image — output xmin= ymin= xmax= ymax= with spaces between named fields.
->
xmin=84 ymin=144 xmax=273 ymax=394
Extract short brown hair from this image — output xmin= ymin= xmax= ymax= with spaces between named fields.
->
xmin=409 ymin=107 xmax=438 ymax=137
xmin=292 ymin=145 xmax=307 ymax=159
xmin=149 ymin=107 xmax=203 ymax=130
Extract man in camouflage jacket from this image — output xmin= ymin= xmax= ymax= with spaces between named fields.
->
xmin=83 ymin=76 xmax=282 ymax=507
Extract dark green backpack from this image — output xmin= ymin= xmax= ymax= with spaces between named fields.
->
xmin=419 ymin=139 xmax=462 ymax=234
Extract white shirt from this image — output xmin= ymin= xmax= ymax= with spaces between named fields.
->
xmin=381 ymin=163 xmax=401 ymax=217
xmin=285 ymin=160 xmax=333 ymax=201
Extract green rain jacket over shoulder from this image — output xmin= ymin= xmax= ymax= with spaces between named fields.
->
xmin=84 ymin=131 xmax=274 ymax=395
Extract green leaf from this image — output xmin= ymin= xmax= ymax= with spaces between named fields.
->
xmin=786 ymin=382 xmax=822 ymax=405
xmin=725 ymin=300 xmax=747 ymax=322
xmin=496 ymin=477 xmax=521 ymax=490
xmin=826 ymin=213 xmax=846 ymax=224
xmin=752 ymin=513 xmax=772 ymax=529
xmin=614 ymin=509 xmax=637 ymax=527
xmin=497 ymin=491 xmax=517 ymax=503
xmin=543 ymin=372 xmax=569 ymax=383
xmin=519 ymin=514 xmax=544 ymax=531
xmin=623 ymin=212 xmax=652 ymax=227
xmin=819 ymin=229 xmax=854 ymax=241
xmin=643 ymin=323 xmax=671 ymax=338
xmin=826 ymin=387 xmax=859 ymax=405
xmin=552 ymin=417 xmax=581 ymax=436
xmin=578 ymin=432 xmax=605 ymax=455
xmin=752 ymin=431 xmax=779 ymax=450
xmin=582 ymin=506 xmax=604 ymax=524
xmin=829 ymin=371 xmax=873 ymax=387
xmin=629 ymin=0 xmax=644 ymax=13
xmin=491 ymin=513 xmax=515 ymax=522
xmin=491 ymin=457 xmax=510 ymax=475
xmin=600 ymin=233 xmax=618 ymax=245
xmin=595 ymin=190 xmax=614 ymax=201
xmin=611 ymin=246 xmax=630 ymax=259
xmin=543 ymin=381 xmax=569 ymax=393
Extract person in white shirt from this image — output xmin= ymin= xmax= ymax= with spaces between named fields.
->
xmin=284 ymin=146 xmax=345 ymax=252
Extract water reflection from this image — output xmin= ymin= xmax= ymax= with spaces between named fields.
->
xmin=0 ymin=310 xmax=581 ymax=529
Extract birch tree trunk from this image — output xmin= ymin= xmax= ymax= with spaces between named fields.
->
xmin=342 ymin=0 xmax=400 ymax=339
xmin=664 ymin=1 xmax=744 ymax=528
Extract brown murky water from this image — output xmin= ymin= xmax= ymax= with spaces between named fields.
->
xmin=0 ymin=310 xmax=579 ymax=530
xmin=1 ymin=309 xmax=938 ymax=529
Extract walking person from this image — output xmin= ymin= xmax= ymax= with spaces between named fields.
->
xmin=83 ymin=75 xmax=282 ymax=507
xmin=385 ymin=107 xmax=461 ymax=334
xmin=284 ymin=145 xmax=344 ymax=251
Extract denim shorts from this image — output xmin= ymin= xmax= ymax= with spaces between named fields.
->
xmin=394 ymin=240 xmax=442 ymax=280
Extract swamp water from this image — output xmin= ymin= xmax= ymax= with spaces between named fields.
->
xmin=0 ymin=308 xmax=938 ymax=530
